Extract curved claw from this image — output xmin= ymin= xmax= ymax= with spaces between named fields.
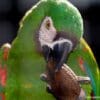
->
xmin=77 ymin=76 xmax=91 ymax=84
xmin=78 ymin=88 xmax=86 ymax=100
xmin=46 ymin=84 xmax=52 ymax=94
xmin=40 ymin=73 xmax=48 ymax=82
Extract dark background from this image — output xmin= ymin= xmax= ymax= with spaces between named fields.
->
xmin=0 ymin=0 xmax=100 ymax=67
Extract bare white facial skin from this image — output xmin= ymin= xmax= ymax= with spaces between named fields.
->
xmin=39 ymin=17 xmax=57 ymax=46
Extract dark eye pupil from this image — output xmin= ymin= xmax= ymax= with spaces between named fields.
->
xmin=46 ymin=20 xmax=50 ymax=30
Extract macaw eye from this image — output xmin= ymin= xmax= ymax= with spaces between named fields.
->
xmin=45 ymin=20 xmax=51 ymax=30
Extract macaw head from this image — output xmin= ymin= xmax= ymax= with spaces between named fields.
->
xmin=37 ymin=0 xmax=83 ymax=48
xmin=19 ymin=0 xmax=83 ymax=43
xmin=17 ymin=0 xmax=83 ymax=71
xmin=38 ymin=9 xmax=83 ymax=70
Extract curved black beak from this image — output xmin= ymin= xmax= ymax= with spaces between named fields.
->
xmin=42 ymin=39 xmax=73 ymax=72
xmin=53 ymin=41 xmax=72 ymax=72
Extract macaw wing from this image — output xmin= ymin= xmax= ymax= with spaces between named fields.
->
xmin=5 ymin=1 xmax=55 ymax=99
xmin=67 ymin=38 xmax=100 ymax=97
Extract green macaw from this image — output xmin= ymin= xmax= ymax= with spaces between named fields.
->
xmin=0 ymin=0 xmax=99 ymax=100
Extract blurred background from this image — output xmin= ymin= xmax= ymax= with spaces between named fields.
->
xmin=0 ymin=0 xmax=100 ymax=67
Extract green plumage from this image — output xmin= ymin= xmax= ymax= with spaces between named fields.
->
xmin=0 ymin=0 xmax=99 ymax=100
xmin=67 ymin=38 xmax=100 ymax=97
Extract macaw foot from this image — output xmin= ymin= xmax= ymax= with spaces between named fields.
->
xmin=46 ymin=84 xmax=59 ymax=100
xmin=40 ymin=74 xmax=54 ymax=94
xmin=40 ymin=64 xmax=90 ymax=100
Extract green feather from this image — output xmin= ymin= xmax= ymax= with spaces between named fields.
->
xmin=67 ymin=38 xmax=100 ymax=97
